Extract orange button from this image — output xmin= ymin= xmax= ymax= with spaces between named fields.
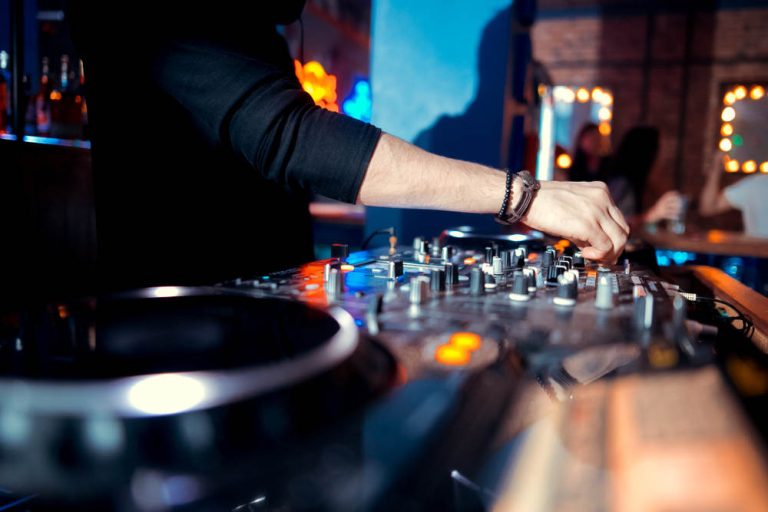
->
xmin=449 ymin=332 xmax=482 ymax=352
xmin=435 ymin=344 xmax=471 ymax=366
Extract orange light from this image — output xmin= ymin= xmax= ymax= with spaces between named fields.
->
xmin=57 ymin=305 xmax=69 ymax=319
xmin=721 ymin=123 xmax=734 ymax=136
xmin=724 ymin=92 xmax=736 ymax=105
xmin=463 ymin=257 xmax=476 ymax=265
xmin=294 ymin=59 xmax=339 ymax=112
xmin=435 ymin=344 xmax=471 ymax=366
xmin=761 ymin=162 xmax=768 ymax=174
xmin=734 ymin=85 xmax=747 ymax=100
xmin=750 ymin=85 xmax=765 ymax=100
xmin=726 ymin=160 xmax=740 ymax=172
xmin=721 ymin=107 xmax=736 ymax=122
xmin=707 ymin=230 xmax=726 ymax=243
xmin=576 ymin=87 xmax=590 ymax=103
xmin=601 ymin=92 xmax=613 ymax=106
xmin=591 ymin=87 xmax=603 ymax=102
xmin=598 ymin=107 xmax=612 ymax=121
xmin=556 ymin=153 xmax=572 ymax=169
xmin=75 ymin=95 xmax=82 ymax=104
xmin=598 ymin=121 xmax=611 ymax=135
xmin=719 ymin=138 xmax=732 ymax=152
xmin=449 ymin=332 xmax=482 ymax=352
xmin=340 ymin=264 xmax=355 ymax=272
xmin=743 ymin=160 xmax=757 ymax=173
xmin=49 ymin=90 xmax=62 ymax=101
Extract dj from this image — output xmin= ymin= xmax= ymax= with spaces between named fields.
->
xmin=66 ymin=1 xmax=628 ymax=291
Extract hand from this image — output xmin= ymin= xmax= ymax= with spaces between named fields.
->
xmin=522 ymin=180 xmax=630 ymax=263
xmin=643 ymin=190 xmax=684 ymax=223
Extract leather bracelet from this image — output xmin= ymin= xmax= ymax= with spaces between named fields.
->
xmin=495 ymin=170 xmax=540 ymax=226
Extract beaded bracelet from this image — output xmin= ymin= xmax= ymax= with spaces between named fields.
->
xmin=495 ymin=169 xmax=540 ymax=225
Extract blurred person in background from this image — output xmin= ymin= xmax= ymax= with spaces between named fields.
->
xmin=699 ymin=156 xmax=768 ymax=238
xmin=608 ymin=126 xmax=683 ymax=232
xmin=566 ymin=123 xmax=611 ymax=183
xmin=567 ymin=124 xmax=682 ymax=233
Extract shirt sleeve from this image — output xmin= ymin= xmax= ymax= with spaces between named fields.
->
xmin=723 ymin=175 xmax=754 ymax=210
xmin=151 ymin=39 xmax=381 ymax=203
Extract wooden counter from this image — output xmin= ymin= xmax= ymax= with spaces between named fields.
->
xmin=642 ymin=229 xmax=768 ymax=259
xmin=683 ymin=265 xmax=768 ymax=352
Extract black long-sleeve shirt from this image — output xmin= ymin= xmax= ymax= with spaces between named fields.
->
xmin=67 ymin=2 xmax=381 ymax=290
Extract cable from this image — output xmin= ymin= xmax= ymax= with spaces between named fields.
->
xmin=361 ymin=227 xmax=396 ymax=250
xmin=674 ymin=290 xmax=754 ymax=340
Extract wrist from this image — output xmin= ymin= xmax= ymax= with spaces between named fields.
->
xmin=495 ymin=170 xmax=540 ymax=226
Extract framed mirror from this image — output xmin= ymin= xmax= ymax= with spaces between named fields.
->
xmin=718 ymin=82 xmax=768 ymax=174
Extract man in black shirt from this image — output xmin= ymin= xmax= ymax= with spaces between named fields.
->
xmin=67 ymin=1 xmax=628 ymax=290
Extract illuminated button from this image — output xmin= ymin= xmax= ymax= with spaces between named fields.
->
xmin=648 ymin=343 xmax=679 ymax=369
xmin=435 ymin=344 xmax=471 ymax=366
xmin=463 ymin=257 xmax=476 ymax=265
xmin=340 ymin=264 xmax=355 ymax=272
xmin=449 ymin=332 xmax=482 ymax=352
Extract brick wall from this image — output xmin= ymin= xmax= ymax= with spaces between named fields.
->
xmin=533 ymin=5 xmax=768 ymax=230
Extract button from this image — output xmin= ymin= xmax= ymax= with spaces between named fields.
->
xmin=330 ymin=243 xmax=349 ymax=260
xmin=430 ymin=268 xmax=446 ymax=292
xmin=435 ymin=344 xmax=471 ymax=366
xmin=470 ymin=267 xmax=485 ymax=295
xmin=449 ymin=332 xmax=482 ymax=351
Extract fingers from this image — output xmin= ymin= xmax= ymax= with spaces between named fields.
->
xmin=608 ymin=204 xmax=630 ymax=235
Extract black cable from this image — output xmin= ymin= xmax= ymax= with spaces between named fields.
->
xmin=361 ymin=227 xmax=396 ymax=250
xmin=695 ymin=296 xmax=754 ymax=340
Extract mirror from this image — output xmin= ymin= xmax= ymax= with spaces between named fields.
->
xmin=718 ymin=83 xmax=768 ymax=174
xmin=536 ymin=85 xmax=613 ymax=181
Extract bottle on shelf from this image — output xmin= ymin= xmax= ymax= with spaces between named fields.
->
xmin=35 ymin=56 xmax=53 ymax=135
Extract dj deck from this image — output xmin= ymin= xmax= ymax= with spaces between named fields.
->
xmin=1 ymin=227 xmax=768 ymax=511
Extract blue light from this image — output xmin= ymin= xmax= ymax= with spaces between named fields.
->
xmin=722 ymin=256 xmax=744 ymax=280
xmin=1 ymin=133 xmax=91 ymax=149
xmin=655 ymin=249 xmax=696 ymax=267
xmin=342 ymin=79 xmax=372 ymax=122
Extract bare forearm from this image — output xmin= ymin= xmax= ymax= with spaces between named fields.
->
xmin=358 ymin=133 xmax=516 ymax=213
xmin=356 ymin=132 xmax=630 ymax=263
xmin=699 ymin=162 xmax=731 ymax=216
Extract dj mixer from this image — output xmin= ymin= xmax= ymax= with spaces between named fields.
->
xmin=1 ymin=228 xmax=767 ymax=511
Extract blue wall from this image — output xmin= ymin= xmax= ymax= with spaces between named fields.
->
xmin=367 ymin=0 xmax=514 ymax=242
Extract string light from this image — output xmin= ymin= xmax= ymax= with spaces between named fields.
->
xmin=750 ymin=85 xmax=765 ymax=100
xmin=760 ymin=162 xmax=768 ymax=174
xmin=719 ymin=138 xmax=733 ymax=152
xmin=599 ymin=121 xmax=611 ymax=135
xmin=734 ymin=85 xmax=747 ymax=100
xmin=576 ymin=87 xmax=590 ymax=103
xmin=721 ymin=123 xmax=733 ymax=136
xmin=743 ymin=160 xmax=757 ymax=173
xmin=721 ymin=106 xmax=735 ymax=122
xmin=726 ymin=160 xmax=740 ymax=172
xmin=724 ymin=91 xmax=736 ymax=105
xmin=556 ymin=154 xmax=572 ymax=169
